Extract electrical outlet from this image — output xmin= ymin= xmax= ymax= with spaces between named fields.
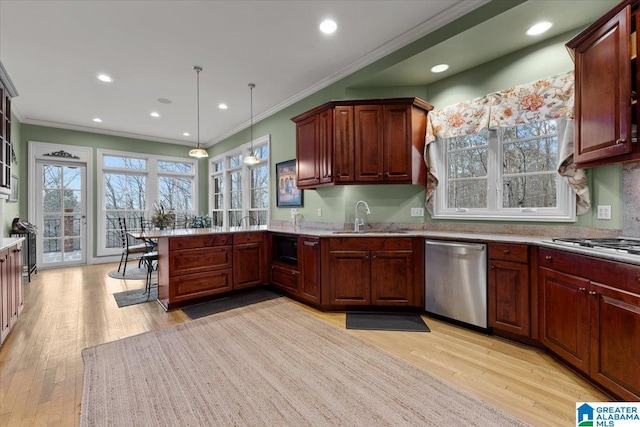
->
xmin=317 ymin=208 xmax=322 ymax=217
xmin=410 ymin=207 xmax=424 ymax=217
xmin=596 ymin=205 xmax=612 ymax=220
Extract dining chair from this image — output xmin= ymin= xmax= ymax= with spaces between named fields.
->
xmin=140 ymin=247 xmax=158 ymax=297
xmin=117 ymin=217 xmax=147 ymax=276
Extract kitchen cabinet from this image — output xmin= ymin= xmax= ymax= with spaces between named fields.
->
xmin=0 ymin=69 xmax=16 ymax=190
xmin=488 ymin=243 xmax=532 ymax=338
xmin=295 ymin=108 xmax=333 ymax=187
xmin=1 ymin=241 xmax=24 ymax=346
xmin=233 ymin=232 xmax=266 ymax=289
xmin=567 ymin=0 xmax=640 ymax=167
xmin=158 ymin=234 xmax=233 ymax=307
xmin=538 ymin=247 xmax=640 ymax=400
xmin=291 ymin=98 xmax=432 ymax=188
xmin=299 ymin=236 xmax=321 ymax=304
xmin=322 ymin=237 xmax=419 ymax=307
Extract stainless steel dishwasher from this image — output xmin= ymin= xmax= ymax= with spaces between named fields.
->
xmin=424 ymin=240 xmax=487 ymax=329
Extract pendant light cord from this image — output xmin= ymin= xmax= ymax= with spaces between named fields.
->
xmin=249 ymin=83 xmax=255 ymax=155
xmin=195 ymin=66 xmax=202 ymax=148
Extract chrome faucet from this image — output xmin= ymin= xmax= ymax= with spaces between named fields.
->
xmin=354 ymin=200 xmax=371 ymax=232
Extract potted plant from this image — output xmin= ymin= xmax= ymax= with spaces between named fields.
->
xmin=152 ymin=202 xmax=174 ymax=230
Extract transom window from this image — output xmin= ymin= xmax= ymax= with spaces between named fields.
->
xmin=433 ymin=119 xmax=574 ymax=221
xmin=210 ymin=135 xmax=270 ymax=228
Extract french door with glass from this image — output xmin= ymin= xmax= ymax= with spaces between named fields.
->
xmin=35 ymin=161 xmax=87 ymax=267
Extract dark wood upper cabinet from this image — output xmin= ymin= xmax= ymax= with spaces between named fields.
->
xmin=567 ymin=0 xmax=640 ymax=167
xmin=291 ymin=98 xmax=432 ymax=188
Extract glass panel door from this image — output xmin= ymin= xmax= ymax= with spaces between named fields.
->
xmin=36 ymin=161 xmax=87 ymax=267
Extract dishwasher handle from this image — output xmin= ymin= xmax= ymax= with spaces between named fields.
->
xmin=425 ymin=240 xmax=485 ymax=251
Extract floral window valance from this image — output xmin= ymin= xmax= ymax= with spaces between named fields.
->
xmin=424 ymin=71 xmax=590 ymax=215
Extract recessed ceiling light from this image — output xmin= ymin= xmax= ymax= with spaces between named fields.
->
xmin=157 ymin=98 xmax=172 ymax=104
xmin=97 ymin=74 xmax=113 ymax=83
xmin=527 ymin=21 xmax=552 ymax=36
xmin=150 ymin=111 xmax=160 ymax=118
xmin=93 ymin=118 xmax=102 ymax=123
xmin=218 ymin=103 xmax=228 ymax=110
xmin=430 ymin=64 xmax=449 ymax=73
xmin=183 ymin=132 xmax=190 ymax=137
xmin=319 ymin=19 xmax=337 ymax=34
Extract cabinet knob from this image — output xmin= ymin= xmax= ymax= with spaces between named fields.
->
xmin=615 ymin=138 xmax=626 ymax=144
xmin=0 ymin=259 xmax=4 ymax=263
xmin=490 ymin=265 xmax=495 ymax=269
xmin=503 ymin=249 xmax=510 ymax=255
xmin=589 ymin=291 xmax=597 ymax=296
xmin=578 ymin=287 xmax=587 ymax=293
xmin=545 ymin=255 xmax=552 ymax=261
xmin=13 ymin=249 xmax=21 ymax=253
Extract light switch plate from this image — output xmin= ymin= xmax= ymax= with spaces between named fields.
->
xmin=596 ymin=205 xmax=611 ymax=220
xmin=411 ymin=208 xmax=424 ymax=217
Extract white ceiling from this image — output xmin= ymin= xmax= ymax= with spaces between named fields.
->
xmin=0 ymin=0 xmax=618 ymax=150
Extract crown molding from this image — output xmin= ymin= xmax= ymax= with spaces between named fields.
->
xmin=21 ymin=118 xmax=195 ymax=148
xmin=0 ymin=61 xmax=19 ymax=97
xmin=207 ymin=0 xmax=489 ymax=146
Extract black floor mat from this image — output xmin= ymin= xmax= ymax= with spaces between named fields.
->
xmin=346 ymin=312 xmax=430 ymax=332
xmin=182 ymin=288 xmax=282 ymax=319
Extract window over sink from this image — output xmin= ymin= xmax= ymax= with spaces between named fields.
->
xmin=431 ymin=118 xmax=575 ymax=221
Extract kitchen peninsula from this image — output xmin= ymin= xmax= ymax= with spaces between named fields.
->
xmin=131 ymin=227 xmax=268 ymax=311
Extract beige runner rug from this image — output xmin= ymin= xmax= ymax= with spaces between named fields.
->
xmin=81 ymin=298 xmax=528 ymax=426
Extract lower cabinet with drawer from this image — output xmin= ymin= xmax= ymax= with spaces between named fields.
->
xmin=488 ymin=243 xmax=533 ymax=339
xmin=157 ymin=234 xmax=233 ymax=309
xmin=233 ymin=232 xmax=266 ymax=289
xmin=538 ymin=247 xmax=640 ymax=400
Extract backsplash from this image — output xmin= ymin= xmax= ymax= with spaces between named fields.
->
xmin=623 ymin=161 xmax=640 ymax=237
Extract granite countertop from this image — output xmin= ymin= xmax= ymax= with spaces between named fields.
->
xmin=127 ymin=225 xmax=640 ymax=266
xmin=0 ymin=237 xmax=25 ymax=251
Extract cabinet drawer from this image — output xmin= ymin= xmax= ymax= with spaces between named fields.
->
xmin=233 ymin=232 xmax=264 ymax=245
xmin=271 ymin=264 xmax=299 ymax=293
xmin=170 ymin=246 xmax=232 ymax=276
xmin=169 ymin=234 xmax=231 ymax=250
xmin=489 ymin=243 xmax=528 ymax=263
xmin=172 ymin=269 xmax=233 ymax=301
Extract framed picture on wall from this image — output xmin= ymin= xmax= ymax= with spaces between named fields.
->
xmin=275 ymin=159 xmax=303 ymax=207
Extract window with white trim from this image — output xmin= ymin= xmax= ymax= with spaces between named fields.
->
xmin=432 ymin=118 xmax=575 ymax=221
xmin=98 ymin=150 xmax=198 ymax=255
xmin=210 ymin=136 xmax=269 ymax=228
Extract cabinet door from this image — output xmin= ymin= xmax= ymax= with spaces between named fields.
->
xmin=354 ymin=105 xmax=383 ymax=182
xmin=383 ymin=104 xmax=412 ymax=182
xmin=233 ymin=242 xmax=265 ymax=289
xmin=572 ymin=6 xmax=632 ymax=165
xmin=299 ymin=237 xmax=321 ymax=304
xmin=539 ymin=267 xmax=590 ymax=372
xmin=270 ymin=264 xmax=299 ymax=294
xmin=370 ymin=250 xmax=413 ymax=305
xmin=489 ymin=260 xmax=530 ymax=336
xmin=295 ymin=114 xmax=320 ymax=187
xmin=9 ymin=245 xmax=22 ymax=320
xmin=327 ymin=250 xmax=370 ymax=305
xmin=318 ymin=108 xmax=333 ymax=185
xmin=589 ymin=282 xmax=640 ymax=400
xmin=0 ymin=249 xmax=9 ymax=341
xmin=334 ymin=106 xmax=354 ymax=182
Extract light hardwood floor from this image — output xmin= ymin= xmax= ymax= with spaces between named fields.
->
xmin=0 ymin=263 xmax=607 ymax=426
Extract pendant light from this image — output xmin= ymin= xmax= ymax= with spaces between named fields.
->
xmin=188 ymin=66 xmax=208 ymax=158
xmin=243 ymin=83 xmax=259 ymax=165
